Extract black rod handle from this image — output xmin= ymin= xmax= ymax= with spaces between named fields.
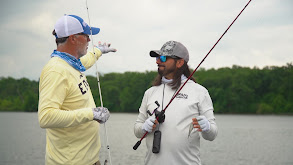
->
xmin=133 ymin=141 xmax=141 ymax=150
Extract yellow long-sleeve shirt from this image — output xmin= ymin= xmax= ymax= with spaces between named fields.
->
xmin=38 ymin=48 xmax=102 ymax=165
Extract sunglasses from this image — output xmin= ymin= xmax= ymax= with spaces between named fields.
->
xmin=156 ymin=55 xmax=180 ymax=62
xmin=75 ymin=33 xmax=90 ymax=40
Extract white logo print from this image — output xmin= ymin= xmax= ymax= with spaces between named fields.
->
xmin=82 ymin=21 xmax=88 ymax=27
xmin=161 ymin=41 xmax=176 ymax=56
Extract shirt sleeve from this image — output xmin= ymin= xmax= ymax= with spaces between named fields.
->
xmin=38 ymin=70 xmax=94 ymax=128
xmin=80 ymin=47 xmax=102 ymax=70
xmin=198 ymin=90 xmax=218 ymax=141
xmin=134 ymin=91 xmax=149 ymax=138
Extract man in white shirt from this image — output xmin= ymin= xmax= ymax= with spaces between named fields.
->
xmin=134 ymin=41 xmax=218 ymax=165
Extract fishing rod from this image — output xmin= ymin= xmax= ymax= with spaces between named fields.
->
xmin=133 ymin=0 xmax=252 ymax=150
xmin=85 ymin=0 xmax=112 ymax=164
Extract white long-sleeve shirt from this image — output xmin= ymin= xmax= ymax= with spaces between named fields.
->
xmin=134 ymin=79 xmax=218 ymax=165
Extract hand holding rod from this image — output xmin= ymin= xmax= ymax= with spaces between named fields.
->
xmin=133 ymin=0 xmax=252 ymax=150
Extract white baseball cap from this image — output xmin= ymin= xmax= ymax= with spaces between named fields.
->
xmin=54 ymin=14 xmax=100 ymax=38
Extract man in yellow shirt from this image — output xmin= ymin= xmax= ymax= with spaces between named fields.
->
xmin=38 ymin=14 xmax=116 ymax=165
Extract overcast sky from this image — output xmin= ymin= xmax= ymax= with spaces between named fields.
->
xmin=0 ymin=0 xmax=292 ymax=80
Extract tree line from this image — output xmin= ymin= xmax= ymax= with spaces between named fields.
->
xmin=0 ymin=63 xmax=292 ymax=114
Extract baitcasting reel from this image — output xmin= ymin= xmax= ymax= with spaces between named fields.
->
xmin=146 ymin=101 xmax=166 ymax=154
xmin=147 ymin=101 xmax=165 ymax=123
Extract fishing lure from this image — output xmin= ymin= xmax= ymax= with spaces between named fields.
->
xmin=188 ymin=122 xmax=194 ymax=138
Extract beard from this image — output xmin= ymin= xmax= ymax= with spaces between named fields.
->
xmin=158 ymin=63 xmax=176 ymax=77
xmin=77 ymin=48 xmax=87 ymax=58
xmin=76 ymin=40 xmax=88 ymax=58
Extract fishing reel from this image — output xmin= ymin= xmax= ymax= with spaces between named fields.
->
xmin=147 ymin=101 xmax=165 ymax=123
xmin=146 ymin=101 xmax=165 ymax=154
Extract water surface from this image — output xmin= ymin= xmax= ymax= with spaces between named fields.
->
xmin=0 ymin=113 xmax=292 ymax=165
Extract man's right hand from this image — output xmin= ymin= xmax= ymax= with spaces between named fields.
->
xmin=95 ymin=42 xmax=117 ymax=54
xmin=142 ymin=117 xmax=158 ymax=133
xmin=92 ymin=107 xmax=110 ymax=124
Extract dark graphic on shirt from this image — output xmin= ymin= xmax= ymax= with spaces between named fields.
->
xmin=78 ymin=77 xmax=89 ymax=95
xmin=176 ymin=93 xmax=188 ymax=99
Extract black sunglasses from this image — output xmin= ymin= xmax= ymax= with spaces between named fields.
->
xmin=75 ymin=33 xmax=90 ymax=39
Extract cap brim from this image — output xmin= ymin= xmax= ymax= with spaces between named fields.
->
xmin=150 ymin=50 xmax=161 ymax=57
xmin=83 ymin=27 xmax=100 ymax=35
xmin=90 ymin=27 xmax=100 ymax=35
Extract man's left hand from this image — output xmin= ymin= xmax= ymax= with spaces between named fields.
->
xmin=192 ymin=116 xmax=211 ymax=132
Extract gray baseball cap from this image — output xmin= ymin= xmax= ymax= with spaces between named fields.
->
xmin=150 ymin=41 xmax=189 ymax=62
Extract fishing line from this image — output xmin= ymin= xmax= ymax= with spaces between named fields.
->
xmin=133 ymin=0 xmax=253 ymax=150
xmin=85 ymin=0 xmax=112 ymax=164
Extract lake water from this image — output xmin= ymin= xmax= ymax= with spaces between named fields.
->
xmin=0 ymin=112 xmax=292 ymax=165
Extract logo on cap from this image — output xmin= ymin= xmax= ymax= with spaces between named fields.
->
xmin=82 ymin=21 xmax=87 ymax=28
xmin=161 ymin=41 xmax=176 ymax=56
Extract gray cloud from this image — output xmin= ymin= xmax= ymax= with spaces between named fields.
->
xmin=0 ymin=0 xmax=292 ymax=80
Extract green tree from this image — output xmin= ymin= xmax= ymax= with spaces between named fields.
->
xmin=0 ymin=63 xmax=292 ymax=114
